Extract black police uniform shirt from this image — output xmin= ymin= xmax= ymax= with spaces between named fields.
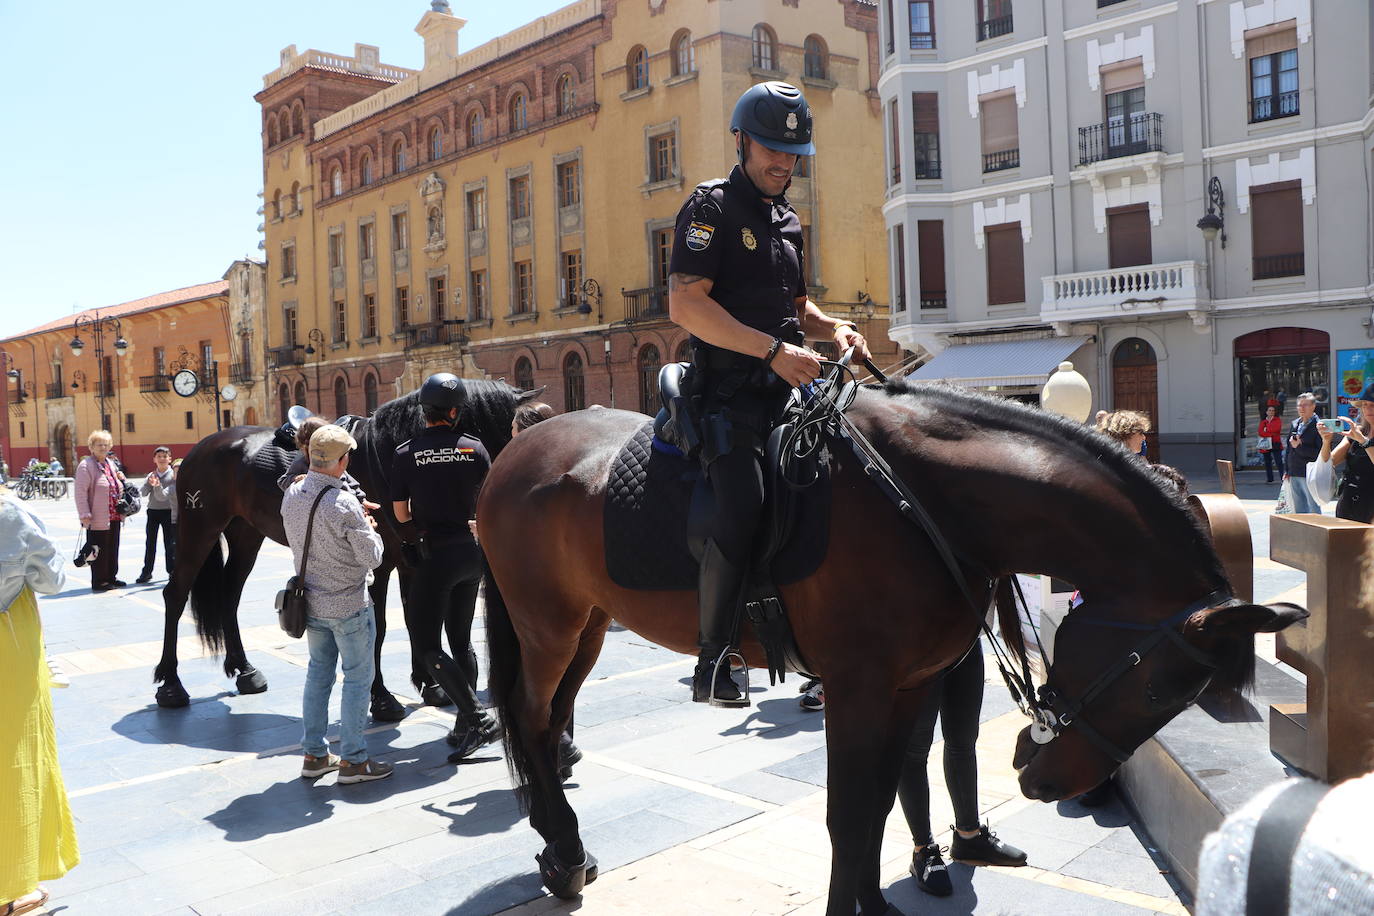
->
xmin=391 ymin=426 xmax=491 ymax=540
xmin=668 ymin=164 xmax=807 ymax=339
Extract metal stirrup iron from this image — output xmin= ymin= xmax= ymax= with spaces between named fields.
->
xmin=709 ymin=648 xmax=750 ymax=708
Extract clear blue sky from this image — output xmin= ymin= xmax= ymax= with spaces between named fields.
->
xmin=0 ymin=0 xmax=570 ymax=338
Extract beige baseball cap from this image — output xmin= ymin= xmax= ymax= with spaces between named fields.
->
xmin=309 ymin=424 xmax=357 ymax=463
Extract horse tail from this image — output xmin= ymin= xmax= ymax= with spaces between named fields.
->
xmin=483 ymin=556 xmax=534 ymax=813
xmin=189 ymin=534 xmax=228 ymax=656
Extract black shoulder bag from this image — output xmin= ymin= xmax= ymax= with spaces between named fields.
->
xmin=275 ymin=486 xmax=331 ymax=639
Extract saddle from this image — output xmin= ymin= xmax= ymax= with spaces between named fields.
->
xmin=603 ymin=364 xmax=830 ymax=681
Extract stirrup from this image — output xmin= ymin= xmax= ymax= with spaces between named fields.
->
xmin=710 ymin=649 xmax=750 ymax=708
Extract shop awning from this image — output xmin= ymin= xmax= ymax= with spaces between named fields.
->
xmin=910 ymin=337 xmax=1090 ymax=388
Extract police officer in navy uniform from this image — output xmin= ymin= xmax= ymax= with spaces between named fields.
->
xmin=668 ymin=81 xmax=872 ymax=704
xmin=391 ymin=372 xmax=500 ymax=759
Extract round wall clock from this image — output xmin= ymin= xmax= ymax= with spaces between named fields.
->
xmin=172 ymin=369 xmax=200 ymax=398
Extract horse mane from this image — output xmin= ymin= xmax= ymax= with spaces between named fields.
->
xmin=367 ymin=379 xmax=520 ymax=459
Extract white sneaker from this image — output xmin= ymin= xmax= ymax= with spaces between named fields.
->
xmin=47 ymin=655 xmax=70 ymax=688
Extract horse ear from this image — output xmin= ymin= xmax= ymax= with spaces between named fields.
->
xmin=1192 ymin=601 xmax=1309 ymax=635
xmin=518 ymin=386 xmax=547 ymax=402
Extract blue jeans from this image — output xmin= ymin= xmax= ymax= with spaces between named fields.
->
xmin=302 ymin=605 xmax=376 ymax=762
xmin=1287 ymin=474 xmax=1323 ymax=515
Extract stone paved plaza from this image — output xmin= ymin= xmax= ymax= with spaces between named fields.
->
xmin=20 ymin=466 xmax=1303 ymax=915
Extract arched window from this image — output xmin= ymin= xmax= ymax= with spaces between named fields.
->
xmin=289 ymin=181 xmax=300 ymax=214
xmin=638 ymin=345 xmax=662 ymax=415
xmin=672 ymin=30 xmax=695 ymax=76
xmin=804 ymin=35 xmax=828 ymax=79
xmin=363 ymin=373 xmax=379 ymax=415
xmin=272 ymin=189 xmax=282 ymax=219
xmin=293 ymin=379 xmax=307 ymax=407
xmin=514 ymin=356 xmax=535 ymax=391
xmin=330 ymin=166 xmax=343 ymax=197
xmin=509 ymin=92 xmax=528 ymax=131
xmin=359 ymin=151 xmax=373 ymax=186
xmin=555 ymin=73 xmax=575 ymax=116
xmin=429 ymin=126 xmax=443 ymax=161
xmin=392 ymin=140 xmax=406 ymax=173
xmin=292 ymin=106 xmax=304 ymax=136
xmin=752 ymin=24 xmax=777 ymax=71
xmin=675 ymin=338 xmax=692 ymax=363
xmin=627 ymin=46 xmax=649 ymax=90
xmin=278 ymin=383 xmax=290 ymax=423
xmin=563 ymin=352 xmax=585 ymax=411
xmin=333 ymin=376 xmax=348 ymax=418
xmin=467 ymin=110 xmax=484 ymax=146
xmin=267 ymin=115 xmax=279 ymax=147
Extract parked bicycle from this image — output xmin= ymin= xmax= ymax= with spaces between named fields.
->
xmin=14 ymin=467 xmax=68 ymax=500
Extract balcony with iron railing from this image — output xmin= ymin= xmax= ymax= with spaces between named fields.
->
xmin=1041 ymin=260 xmax=1206 ymax=321
xmin=1254 ymin=252 xmax=1304 ymax=280
xmin=229 ymin=362 xmax=254 ymax=385
xmin=977 ymin=14 xmax=1013 ymax=41
xmin=623 ymin=286 xmax=668 ymax=322
xmin=139 ymin=375 xmax=170 ymax=394
xmin=270 ymin=345 xmax=305 ymax=368
xmin=1078 ymin=112 xmax=1163 ymax=166
xmin=8 ymin=387 xmax=25 ymax=404
xmin=403 ymin=319 xmax=467 ymax=352
xmin=982 ymin=148 xmax=1020 ymax=173
xmin=45 ymin=382 xmax=65 ymax=399
xmin=1250 ymin=90 xmax=1299 ymax=123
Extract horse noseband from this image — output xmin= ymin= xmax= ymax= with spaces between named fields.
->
xmin=1026 ymin=590 xmax=1238 ymax=764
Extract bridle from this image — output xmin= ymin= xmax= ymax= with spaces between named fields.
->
xmin=802 ymin=348 xmax=1237 ymax=766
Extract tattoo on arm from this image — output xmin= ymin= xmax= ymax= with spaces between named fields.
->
xmin=669 ymin=273 xmax=705 ymax=292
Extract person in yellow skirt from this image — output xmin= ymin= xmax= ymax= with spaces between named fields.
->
xmin=1 ymin=483 xmax=78 ymax=915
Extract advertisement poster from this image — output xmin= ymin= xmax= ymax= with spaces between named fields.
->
xmin=1336 ymin=349 xmax=1374 ymax=413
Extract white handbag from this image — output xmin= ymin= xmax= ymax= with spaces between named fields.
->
xmin=1306 ymin=456 xmax=1338 ymax=507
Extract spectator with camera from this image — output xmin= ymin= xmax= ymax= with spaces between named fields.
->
xmin=1316 ymin=381 xmax=1374 ymax=522
xmin=1284 ymin=392 xmax=1324 ymax=515
xmin=74 ymin=430 xmax=128 ymax=592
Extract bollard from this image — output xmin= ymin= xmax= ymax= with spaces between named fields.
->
xmin=1267 ymin=514 xmax=1374 ymax=783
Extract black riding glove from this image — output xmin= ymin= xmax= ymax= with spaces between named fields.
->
xmin=396 ymin=519 xmax=424 ymax=567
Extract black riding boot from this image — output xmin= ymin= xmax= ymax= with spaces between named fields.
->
xmin=691 ymin=538 xmax=747 ymax=706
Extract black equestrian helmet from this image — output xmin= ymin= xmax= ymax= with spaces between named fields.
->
xmin=730 ymin=81 xmax=815 ymax=156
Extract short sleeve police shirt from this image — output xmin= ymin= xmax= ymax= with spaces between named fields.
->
xmin=391 ymin=426 xmax=491 ymax=540
xmin=668 ymin=165 xmax=806 ymax=335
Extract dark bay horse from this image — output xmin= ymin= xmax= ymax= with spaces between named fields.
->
xmin=152 ymin=380 xmax=530 ymax=713
xmin=478 ymin=380 xmax=1305 ymax=916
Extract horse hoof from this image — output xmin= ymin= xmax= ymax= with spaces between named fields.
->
xmin=155 ymin=682 xmax=190 ymax=708
xmin=536 ymin=843 xmax=595 ymax=899
xmin=421 ymin=684 xmax=453 ymax=707
xmin=235 ymin=667 xmax=269 ymax=695
xmin=370 ymin=692 xmax=407 ymax=722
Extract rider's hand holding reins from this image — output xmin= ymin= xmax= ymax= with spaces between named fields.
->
xmin=770 ymin=343 xmax=822 ymax=388
xmin=833 ymin=323 xmax=872 ymax=363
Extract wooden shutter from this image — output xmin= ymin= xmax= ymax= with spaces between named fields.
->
xmin=892 ymin=224 xmax=906 ymax=310
xmin=984 ymin=222 xmax=1024 ymax=305
xmin=980 ymin=93 xmax=1018 ymax=153
xmin=1107 ymin=205 xmax=1152 ymax=268
xmin=912 ymin=92 xmax=939 ymax=132
xmin=917 ymin=220 xmax=945 ymax=299
xmin=1245 ymin=24 xmax=1298 ymax=57
xmin=1101 ymin=60 xmax=1145 ymax=93
xmin=1250 ymin=180 xmax=1303 ymax=259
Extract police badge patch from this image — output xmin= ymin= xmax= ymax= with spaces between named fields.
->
xmin=741 ymin=227 xmax=757 ymax=250
xmin=786 ymin=112 xmax=798 ymax=130
xmin=685 ymin=221 xmax=714 ymax=251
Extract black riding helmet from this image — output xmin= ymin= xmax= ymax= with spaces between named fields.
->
xmin=418 ymin=372 xmax=465 ymax=410
xmin=730 ymin=80 xmax=815 ymax=157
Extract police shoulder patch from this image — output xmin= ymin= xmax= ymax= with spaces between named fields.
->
xmin=685 ymin=221 xmax=715 ymax=251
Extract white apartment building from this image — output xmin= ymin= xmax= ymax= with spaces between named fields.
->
xmin=878 ymin=0 xmax=1373 ymax=466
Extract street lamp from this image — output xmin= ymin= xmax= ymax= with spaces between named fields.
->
xmin=70 ymin=311 xmax=130 ymax=435
xmin=1196 ymin=176 xmax=1226 ymax=248
xmin=1041 ymin=361 xmax=1093 ymax=422
xmin=303 ymin=328 xmax=325 ymax=414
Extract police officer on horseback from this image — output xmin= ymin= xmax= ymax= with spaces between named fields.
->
xmin=391 ymin=372 xmax=500 ymax=760
xmin=668 ymin=81 xmax=871 ymax=705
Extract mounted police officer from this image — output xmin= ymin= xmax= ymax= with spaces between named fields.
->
xmin=391 ymin=372 xmax=499 ymax=760
xmin=667 ymin=81 xmax=871 ymax=705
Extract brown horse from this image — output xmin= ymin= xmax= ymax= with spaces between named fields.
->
xmin=151 ymin=381 xmax=531 ymax=714
xmin=478 ymin=380 xmax=1304 ymax=916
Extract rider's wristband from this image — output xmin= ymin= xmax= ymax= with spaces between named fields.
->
xmin=762 ymin=337 xmax=783 ymax=367
xmin=833 ymin=322 xmax=858 ymax=334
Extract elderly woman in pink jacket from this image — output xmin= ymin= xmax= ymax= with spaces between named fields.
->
xmin=74 ymin=430 xmax=127 ymax=593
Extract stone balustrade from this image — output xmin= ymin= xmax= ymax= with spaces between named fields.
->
xmin=1041 ymin=259 xmax=1206 ymax=321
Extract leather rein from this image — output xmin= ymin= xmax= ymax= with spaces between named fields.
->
xmin=804 ymin=350 xmax=1236 ymax=765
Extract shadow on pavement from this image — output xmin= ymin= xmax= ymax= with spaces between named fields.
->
xmin=113 ymin=698 xmax=299 ymax=753
xmin=887 ymin=867 xmax=981 ymax=914
xmin=421 ymin=787 xmax=524 ymax=837
xmin=718 ymin=696 xmax=826 ymax=739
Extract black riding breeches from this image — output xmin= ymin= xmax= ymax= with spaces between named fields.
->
xmin=897 ymin=641 xmax=985 ymax=843
xmin=704 ymin=445 xmax=766 ymax=566
xmin=404 ymin=537 xmax=483 ymax=715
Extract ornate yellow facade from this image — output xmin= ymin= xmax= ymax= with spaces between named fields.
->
xmin=258 ymin=0 xmax=891 ymax=418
